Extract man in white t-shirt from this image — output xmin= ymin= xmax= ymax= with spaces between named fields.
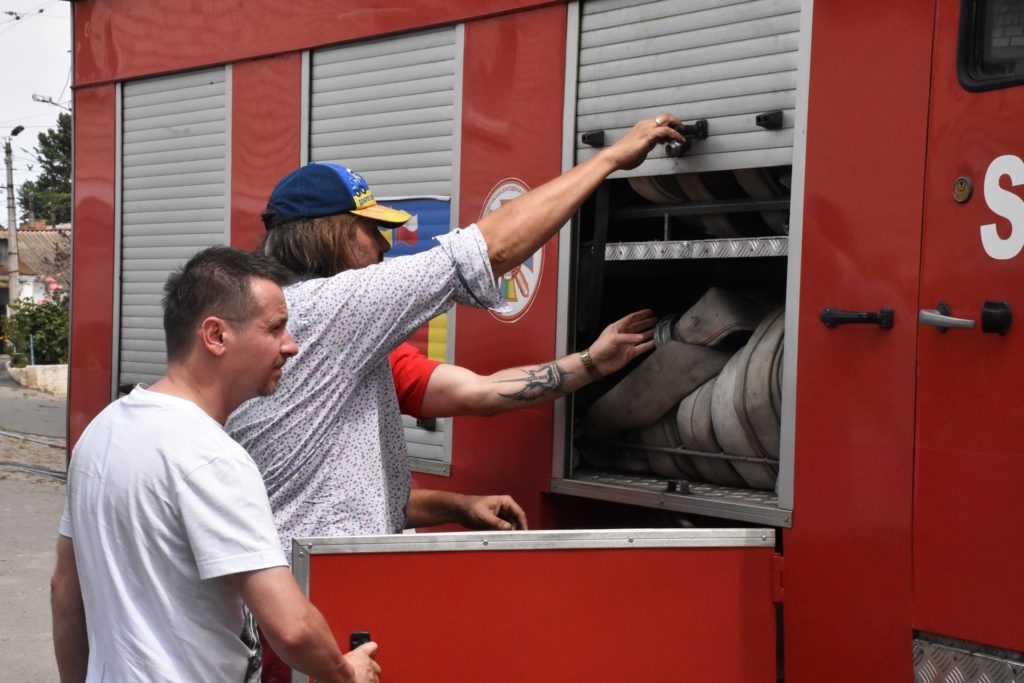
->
xmin=49 ymin=247 xmax=380 ymax=683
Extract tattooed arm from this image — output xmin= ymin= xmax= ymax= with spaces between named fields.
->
xmin=416 ymin=309 xmax=656 ymax=418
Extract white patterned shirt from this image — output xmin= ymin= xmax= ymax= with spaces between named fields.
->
xmin=227 ymin=225 xmax=500 ymax=557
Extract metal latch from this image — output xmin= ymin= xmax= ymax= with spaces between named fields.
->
xmin=665 ymin=119 xmax=709 ymax=157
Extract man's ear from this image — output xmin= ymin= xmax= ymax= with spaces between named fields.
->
xmin=199 ymin=317 xmax=229 ymax=357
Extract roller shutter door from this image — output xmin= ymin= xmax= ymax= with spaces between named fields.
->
xmin=310 ymin=28 xmax=460 ymax=471
xmin=119 ymin=68 xmax=229 ymax=388
xmin=574 ymin=0 xmax=802 ymax=176
xmin=309 ymin=26 xmax=457 ymax=198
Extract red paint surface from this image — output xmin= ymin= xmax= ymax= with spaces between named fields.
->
xmin=412 ymin=7 xmax=566 ymax=530
xmin=913 ymin=0 xmax=1024 ymax=651
xmin=784 ymin=2 xmax=934 ymax=679
xmin=73 ymin=0 xmax=563 ymax=87
xmin=68 ymin=85 xmax=117 ymax=449
xmin=230 ymin=54 xmax=302 ymax=251
xmin=307 ymin=544 xmax=776 ymax=682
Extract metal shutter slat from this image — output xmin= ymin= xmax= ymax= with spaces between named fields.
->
xmin=312 ymin=135 xmax=452 ymax=163
xmin=124 ymin=156 xmax=226 ymax=179
xmin=123 ymin=120 xmax=226 ymax=145
xmin=579 ymin=52 xmax=797 ymax=99
xmin=125 ymin=93 xmax=227 ymax=123
xmin=122 ymin=107 xmax=227 ymax=133
xmin=312 ymin=89 xmax=453 ymax=118
xmin=123 ymin=145 xmax=228 ymax=168
xmin=582 ymin=0 xmax=752 ymax=29
xmin=123 ymin=132 xmax=227 ymax=157
xmin=123 ymin=81 xmax=226 ymax=109
xmin=310 ymin=106 xmax=454 ymax=137
xmin=312 ymin=28 xmax=454 ymax=66
xmin=313 ymin=75 xmax=455 ymax=109
xmin=123 ymin=195 xmax=224 ymax=214
xmin=123 ymin=70 xmax=225 ymax=97
xmin=123 ymin=171 xmax=225 ymax=192
xmin=314 ymin=44 xmax=456 ymax=80
xmin=121 ymin=182 xmax=227 ymax=202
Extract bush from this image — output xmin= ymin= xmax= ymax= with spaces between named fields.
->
xmin=2 ymin=293 xmax=69 ymax=365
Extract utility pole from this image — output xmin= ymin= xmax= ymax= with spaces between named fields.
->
xmin=4 ymin=125 xmax=24 ymax=309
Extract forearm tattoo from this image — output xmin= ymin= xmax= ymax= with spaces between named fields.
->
xmin=495 ymin=362 xmax=572 ymax=403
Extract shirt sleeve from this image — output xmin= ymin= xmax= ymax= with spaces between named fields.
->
xmin=59 ymin=497 xmax=72 ymax=538
xmin=390 ymin=342 xmax=442 ymax=418
xmin=177 ymin=446 xmax=288 ymax=579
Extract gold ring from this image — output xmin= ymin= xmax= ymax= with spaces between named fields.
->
xmin=654 ymin=117 xmax=663 ymax=126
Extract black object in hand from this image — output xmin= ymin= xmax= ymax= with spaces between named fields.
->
xmin=349 ymin=631 xmax=372 ymax=650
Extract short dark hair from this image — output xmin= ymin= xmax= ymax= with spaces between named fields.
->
xmin=162 ymin=246 xmax=293 ymax=362
xmin=258 ymin=213 xmax=362 ymax=278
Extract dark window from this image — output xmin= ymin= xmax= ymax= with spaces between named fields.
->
xmin=960 ymin=0 xmax=1024 ymax=90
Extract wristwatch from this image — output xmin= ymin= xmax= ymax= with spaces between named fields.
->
xmin=579 ymin=347 xmax=597 ymax=374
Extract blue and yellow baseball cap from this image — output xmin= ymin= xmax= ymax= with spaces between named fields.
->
xmin=261 ymin=163 xmax=411 ymax=229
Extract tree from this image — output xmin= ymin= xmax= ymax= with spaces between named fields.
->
xmin=17 ymin=112 xmax=71 ymax=225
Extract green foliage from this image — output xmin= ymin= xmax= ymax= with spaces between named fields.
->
xmin=17 ymin=113 xmax=71 ymax=224
xmin=2 ymin=292 xmax=69 ymax=365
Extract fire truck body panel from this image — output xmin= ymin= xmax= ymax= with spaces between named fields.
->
xmin=292 ymin=530 xmax=778 ymax=682
xmin=914 ymin=0 xmax=1024 ymax=653
xmin=64 ymin=0 xmax=1024 ymax=679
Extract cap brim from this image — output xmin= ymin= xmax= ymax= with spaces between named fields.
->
xmin=350 ymin=203 xmax=412 ymax=226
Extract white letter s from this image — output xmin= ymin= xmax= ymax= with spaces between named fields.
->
xmin=981 ymin=154 xmax=1024 ymax=260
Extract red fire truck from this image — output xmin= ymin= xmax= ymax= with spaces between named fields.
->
xmin=66 ymin=0 xmax=1024 ymax=680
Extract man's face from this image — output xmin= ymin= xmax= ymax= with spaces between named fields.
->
xmin=349 ymin=217 xmax=393 ymax=268
xmin=229 ymin=278 xmax=298 ymax=398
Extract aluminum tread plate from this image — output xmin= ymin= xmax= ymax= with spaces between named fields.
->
xmin=552 ymin=469 xmax=791 ymax=527
xmin=914 ymin=636 xmax=1024 ymax=682
xmin=606 ymin=236 xmax=788 ymax=261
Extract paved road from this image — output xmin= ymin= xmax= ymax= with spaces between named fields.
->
xmin=0 ymin=361 xmax=67 ymax=682
xmin=0 ymin=364 xmax=67 ymax=439
xmin=0 ymin=475 xmax=63 ymax=682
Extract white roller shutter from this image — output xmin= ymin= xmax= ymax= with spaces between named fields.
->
xmin=574 ymin=0 xmax=802 ymax=176
xmin=309 ymin=26 xmax=458 ymax=198
xmin=118 ymin=68 xmax=229 ymax=388
xmin=309 ymin=28 xmax=461 ymax=473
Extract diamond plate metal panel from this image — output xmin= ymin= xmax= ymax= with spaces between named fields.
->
xmin=914 ymin=637 xmax=1024 ymax=683
xmin=605 ymin=236 xmax=788 ymax=261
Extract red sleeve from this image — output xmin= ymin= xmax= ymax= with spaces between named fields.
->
xmin=389 ymin=342 xmax=443 ymax=419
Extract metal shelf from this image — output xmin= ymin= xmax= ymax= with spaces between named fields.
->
xmin=605 ymin=235 xmax=788 ymax=261
xmin=551 ymin=469 xmax=791 ymax=528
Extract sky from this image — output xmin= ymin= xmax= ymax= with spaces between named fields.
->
xmin=0 ymin=0 xmax=71 ymax=197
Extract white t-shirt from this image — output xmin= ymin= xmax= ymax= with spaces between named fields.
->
xmin=228 ymin=225 xmax=501 ymax=551
xmin=60 ymin=387 xmax=287 ymax=682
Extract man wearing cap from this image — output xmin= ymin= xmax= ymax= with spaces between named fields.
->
xmin=226 ymin=115 xmax=681 ymax=679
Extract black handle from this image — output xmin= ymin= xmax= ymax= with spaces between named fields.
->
xmin=665 ymin=120 xmax=709 ymax=157
xmin=350 ymin=631 xmax=372 ymax=650
xmin=820 ymin=307 xmax=894 ymax=329
xmin=981 ymin=300 xmax=1012 ymax=335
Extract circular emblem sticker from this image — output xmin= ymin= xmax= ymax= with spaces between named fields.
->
xmin=480 ymin=178 xmax=542 ymax=323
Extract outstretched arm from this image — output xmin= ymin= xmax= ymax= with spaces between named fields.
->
xmin=418 ymin=309 xmax=656 ymax=418
xmin=478 ymin=115 xmax=683 ymax=274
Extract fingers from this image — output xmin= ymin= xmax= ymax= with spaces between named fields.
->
xmin=632 ymin=338 xmax=656 ymax=357
xmin=500 ymin=497 xmax=529 ymax=531
xmin=648 ymin=113 xmax=684 ymax=141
